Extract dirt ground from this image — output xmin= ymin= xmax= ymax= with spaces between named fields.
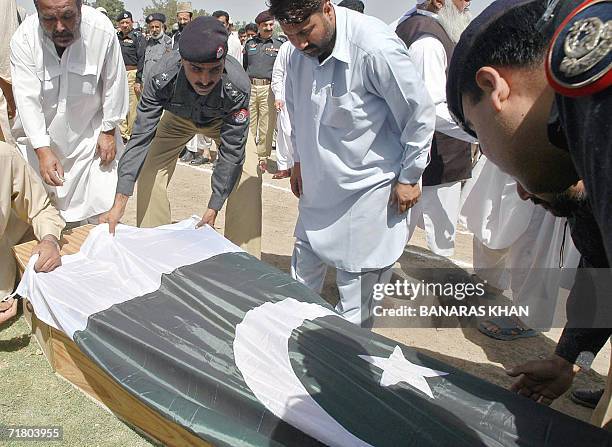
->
xmin=1 ymin=158 xmax=609 ymax=445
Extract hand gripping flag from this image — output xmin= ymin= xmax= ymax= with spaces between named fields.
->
xmin=17 ymin=218 xmax=612 ymax=446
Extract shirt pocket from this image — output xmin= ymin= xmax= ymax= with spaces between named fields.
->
xmin=66 ymin=63 xmax=99 ymax=97
xmin=37 ymin=65 xmax=61 ymax=95
xmin=320 ymin=89 xmax=355 ymax=129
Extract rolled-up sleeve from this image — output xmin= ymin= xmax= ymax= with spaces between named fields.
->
xmin=100 ymin=30 xmax=129 ymax=132
xmin=10 ymin=30 xmax=50 ymax=149
xmin=364 ymin=44 xmax=436 ymax=185
xmin=209 ymin=94 xmax=249 ymax=211
xmin=116 ymin=76 xmax=164 ymax=196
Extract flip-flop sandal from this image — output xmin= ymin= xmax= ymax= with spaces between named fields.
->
xmin=478 ymin=316 xmax=537 ymax=341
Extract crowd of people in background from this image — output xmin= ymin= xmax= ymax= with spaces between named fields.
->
xmin=0 ymin=0 xmax=611 ymax=434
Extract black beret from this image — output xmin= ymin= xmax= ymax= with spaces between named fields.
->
xmin=446 ymin=0 xmax=537 ymax=138
xmin=146 ymin=13 xmax=166 ymax=24
xmin=179 ymin=16 xmax=229 ymax=63
xmin=116 ymin=11 xmax=132 ymax=21
xmin=255 ymin=10 xmax=274 ymax=24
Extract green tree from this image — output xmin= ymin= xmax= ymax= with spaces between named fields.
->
xmin=142 ymin=0 xmax=208 ymax=28
xmin=84 ymin=0 xmax=125 ymax=24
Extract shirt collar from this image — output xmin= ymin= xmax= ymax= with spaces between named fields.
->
xmin=416 ymin=9 xmax=439 ymax=19
xmin=321 ymin=4 xmax=350 ymax=65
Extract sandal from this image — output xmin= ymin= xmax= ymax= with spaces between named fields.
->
xmin=478 ymin=316 xmax=537 ymax=341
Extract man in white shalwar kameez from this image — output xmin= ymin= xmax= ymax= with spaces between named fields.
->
xmin=397 ymin=0 xmax=478 ymax=257
xmin=270 ymin=40 xmax=295 ymax=179
xmin=269 ymin=0 xmax=435 ymax=325
xmin=10 ymin=1 xmax=128 ymax=225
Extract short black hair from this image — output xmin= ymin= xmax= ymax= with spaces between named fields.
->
xmin=212 ymin=10 xmax=230 ymax=21
xmin=238 ymin=27 xmax=246 ymax=34
xmin=245 ymin=22 xmax=258 ymax=33
xmin=268 ymin=0 xmax=324 ymax=24
xmin=459 ymin=0 xmax=549 ymax=103
xmin=338 ymin=0 xmax=364 ymax=13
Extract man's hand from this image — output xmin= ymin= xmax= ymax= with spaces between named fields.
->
xmin=290 ymin=162 xmax=303 ymax=198
xmin=506 ymin=355 xmax=580 ymax=405
xmin=0 ymin=298 xmax=18 ymax=325
xmin=134 ymin=82 xmax=142 ymax=96
xmin=196 ymin=208 xmax=218 ymax=228
xmin=32 ymin=236 xmax=62 ymax=273
xmin=96 ymin=130 xmax=117 ymax=166
xmin=275 ymin=99 xmax=284 ymax=112
xmin=36 ymin=147 xmax=64 ymax=187
xmin=390 ymin=182 xmax=421 ymax=214
xmin=99 ymin=193 xmax=129 ymax=235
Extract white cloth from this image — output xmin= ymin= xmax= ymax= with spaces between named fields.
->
xmin=286 ymin=6 xmax=435 ymax=271
xmin=291 ymin=237 xmax=393 ymax=326
xmin=406 ymin=11 xmax=477 ymax=143
xmin=10 ymin=6 xmax=128 ymax=222
xmin=461 ymin=155 xmax=535 ymax=250
xmin=228 ymin=31 xmax=243 ymax=63
xmin=271 ymin=41 xmax=295 ymax=170
xmin=186 ymin=134 xmax=212 ymax=153
xmin=414 ymin=181 xmax=462 ymax=257
xmin=17 ymin=217 xmax=242 ymax=339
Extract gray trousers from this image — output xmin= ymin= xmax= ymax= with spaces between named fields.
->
xmin=291 ymin=237 xmax=392 ymax=327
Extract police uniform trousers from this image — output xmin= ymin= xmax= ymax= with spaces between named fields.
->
xmin=291 ymin=237 xmax=393 ymax=327
xmin=249 ymin=83 xmax=277 ymax=161
xmin=136 ymin=111 xmax=262 ymax=258
xmin=119 ymin=69 xmax=139 ymax=141
xmin=412 ymin=181 xmax=462 ymax=257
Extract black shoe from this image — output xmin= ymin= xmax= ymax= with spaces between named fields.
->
xmin=190 ymin=153 xmax=210 ymax=165
xmin=180 ymin=151 xmax=195 ymax=163
xmin=570 ymin=388 xmax=604 ymax=409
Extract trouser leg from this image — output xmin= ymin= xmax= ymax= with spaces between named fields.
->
xmin=248 ymin=84 xmax=260 ymax=147
xmin=120 ymin=69 xmax=139 ymax=141
xmin=224 ymin=134 xmax=262 ymax=258
xmin=1 ymin=212 xmax=30 ymax=299
xmin=258 ymin=85 xmax=276 ymax=160
xmin=275 ymin=109 xmax=293 ymax=170
xmin=336 ymin=267 xmax=393 ymax=327
xmin=195 ymin=121 xmax=262 ymax=258
xmin=421 ymin=182 xmax=461 ymax=257
xmin=291 ymin=237 xmax=328 ymax=294
xmin=136 ymin=112 xmax=196 ymax=227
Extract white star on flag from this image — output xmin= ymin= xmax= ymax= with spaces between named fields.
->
xmin=359 ymin=346 xmax=449 ymax=399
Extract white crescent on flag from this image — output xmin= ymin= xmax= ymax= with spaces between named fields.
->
xmin=233 ymin=298 xmax=374 ymax=447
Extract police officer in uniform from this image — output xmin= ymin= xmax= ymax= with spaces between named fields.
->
xmin=117 ymin=11 xmax=145 ymax=141
xmin=101 ymin=17 xmax=263 ymax=258
xmin=243 ymin=10 xmax=285 ymax=172
xmin=445 ymin=0 xmax=612 ymax=430
xmin=136 ymin=13 xmax=173 ymax=89
xmin=541 ymin=0 xmax=612 ymax=428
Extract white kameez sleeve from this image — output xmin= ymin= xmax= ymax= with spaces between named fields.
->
xmin=408 ymin=36 xmax=477 ymax=143
xmin=271 ymin=43 xmax=289 ymax=101
xmin=284 ymin=54 xmax=299 ymax=163
xmin=364 ymin=43 xmax=435 ymax=184
xmin=10 ymin=31 xmax=50 ymax=149
xmin=100 ymin=30 xmax=128 ymax=132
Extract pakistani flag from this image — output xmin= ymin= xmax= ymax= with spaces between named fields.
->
xmin=18 ymin=218 xmax=612 ymax=446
